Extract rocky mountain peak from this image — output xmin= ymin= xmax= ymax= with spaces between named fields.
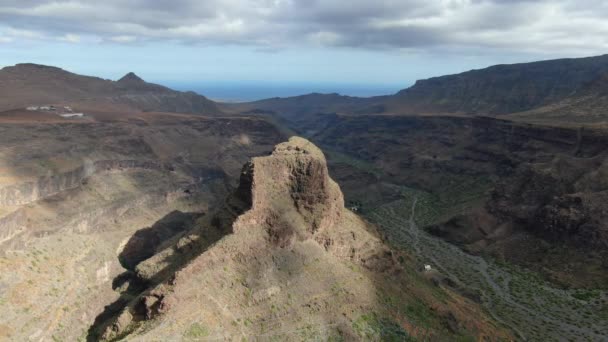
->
xmin=117 ymin=71 xmax=145 ymax=83
xmin=234 ymin=136 xmax=344 ymax=243
xmin=93 ymin=137 xmax=399 ymax=341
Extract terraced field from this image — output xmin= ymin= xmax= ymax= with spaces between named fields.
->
xmin=365 ymin=190 xmax=608 ymax=341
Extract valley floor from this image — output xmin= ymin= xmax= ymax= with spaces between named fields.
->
xmin=365 ymin=189 xmax=608 ymax=341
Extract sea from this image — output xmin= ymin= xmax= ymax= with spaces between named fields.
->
xmin=162 ymin=81 xmax=406 ymax=103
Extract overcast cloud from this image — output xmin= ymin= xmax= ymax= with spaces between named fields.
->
xmin=1 ymin=0 xmax=608 ymax=55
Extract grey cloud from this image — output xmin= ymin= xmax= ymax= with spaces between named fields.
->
xmin=0 ymin=0 xmax=607 ymax=54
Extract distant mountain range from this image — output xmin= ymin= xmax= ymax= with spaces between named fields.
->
xmin=3 ymin=54 xmax=608 ymax=341
xmin=6 ymin=54 xmax=608 ymax=123
xmin=228 ymin=54 xmax=608 ymax=124
xmin=0 ymin=63 xmax=221 ymax=115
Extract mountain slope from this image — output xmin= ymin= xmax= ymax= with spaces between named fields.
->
xmin=507 ymin=72 xmax=608 ymax=125
xmin=0 ymin=112 xmax=287 ymax=341
xmin=0 ymin=63 xmax=221 ymax=115
xmin=227 ymin=54 xmax=608 ymax=118
xmin=90 ymin=137 xmax=509 ymax=341
xmin=387 ymin=54 xmax=608 ymax=115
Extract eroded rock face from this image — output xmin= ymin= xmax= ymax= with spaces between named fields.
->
xmin=237 ymin=137 xmax=345 ymax=242
xmin=91 ymin=137 xmax=397 ymax=341
xmin=88 ymin=137 xmax=510 ymax=342
xmin=0 ymin=160 xmax=166 ymax=207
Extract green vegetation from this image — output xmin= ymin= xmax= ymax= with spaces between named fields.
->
xmin=394 ymin=176 xmax=492 ymax=228
xmin=404 ymin=300 xmax=434 ymax=327
xmin=571 ymin=289 xmax=600 ymax=301
xmin=184 ymin=322 xmax=209 ymax=339
xmin=352 ymin=313 xmax=414 ymax=341
xmin=325 ymin=149 xmax=383 ymax=177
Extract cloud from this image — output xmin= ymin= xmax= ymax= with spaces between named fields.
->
xmin=59 ymin=33 xmax=80 ymax=43
xmin=106 ymin=35 xmax=137 ymax=44
xmin=0 ymin=0 xmax=607 ymax=55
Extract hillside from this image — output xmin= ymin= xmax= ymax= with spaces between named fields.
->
xmin=507 ymin=72 xmax=608 ymax=125
xmin=0 ymin=63 xmax=221 ymax=115
xmin=0 ymin=111 xmax=284 ymax=341
xmin=387 ymin=54 xmax=608 ymax=115
xmin=228 ymin=54 xmax=608 ymax=119
xmin=89 ymin=137 xmax=509 ymax=341
xmin=222 ymin=110 xmax=608 ymax=340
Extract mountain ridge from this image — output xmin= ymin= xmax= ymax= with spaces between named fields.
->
xmin=0 ymin=63 xmax=222 ymax=115
xmin=227 ymin=54 xmax=608 ymax=120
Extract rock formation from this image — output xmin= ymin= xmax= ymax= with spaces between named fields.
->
xmin=90 ymin=137 xmax=507 ymax=341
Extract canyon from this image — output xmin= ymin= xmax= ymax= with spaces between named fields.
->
xmin=2 ymin=55 xmax=608 ymax=341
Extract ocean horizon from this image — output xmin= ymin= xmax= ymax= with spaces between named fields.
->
xmin=162 ymin=81 xmax=407 ymax=102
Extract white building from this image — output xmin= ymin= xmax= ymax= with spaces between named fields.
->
xmin=59 ymin=113 xmax=84 ymax=118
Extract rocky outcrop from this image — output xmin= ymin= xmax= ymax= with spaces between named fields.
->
xmin=239 ymin=138 xmax=344 ymax=239
xmin=260 ymin=112 xmax=608 ymax=288
xmin=90 ymin=137 xmax=399 ymax=341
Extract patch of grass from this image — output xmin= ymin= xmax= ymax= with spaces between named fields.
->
xmin=571 ymin=289 xmax=600 ymax=301
xmin=184 ymin=322 xmax=209 ymax=339
xmin=352 ymin=313 xmax=414 ymax=341
xmin=325 ymin=150 xmax=383 ymax=177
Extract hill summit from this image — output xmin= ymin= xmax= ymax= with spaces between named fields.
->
xmin=90 ymin=137 xmax=509 ymax=341
xmin=0 ymin=63 xmax=222 ymax=115
xmin=117 ymin=72 xmax=145 ymax=84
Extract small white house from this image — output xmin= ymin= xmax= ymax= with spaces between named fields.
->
xmin=424 ymin=264 xmax=432 ymax=272
xmin=59 ymin=113 xmax=84 ymax=118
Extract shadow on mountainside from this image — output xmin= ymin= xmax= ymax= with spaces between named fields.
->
xmin=85 ymin=208 xmax=234 ymax=341
xmin=117 ymin=211 xmax=206 ymax=271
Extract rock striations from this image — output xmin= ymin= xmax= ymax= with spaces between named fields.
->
xmin=90 ymin=137 xmax=508 ymax=341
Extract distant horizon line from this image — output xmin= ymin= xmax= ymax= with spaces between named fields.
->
xmin=163 ymin=81 xmax=405 ymax=102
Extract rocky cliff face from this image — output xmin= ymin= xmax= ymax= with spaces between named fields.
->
xmin=507 ymin=71 xmax=608 ymax=124
xmin=90 ymin=137 xmax=508 ymax=341
xmin=0 ymin=160 xmax=167 ymax=207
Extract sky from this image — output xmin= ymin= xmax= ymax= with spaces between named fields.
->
xmin=1 ymin=0 xmax=608 ymax=99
